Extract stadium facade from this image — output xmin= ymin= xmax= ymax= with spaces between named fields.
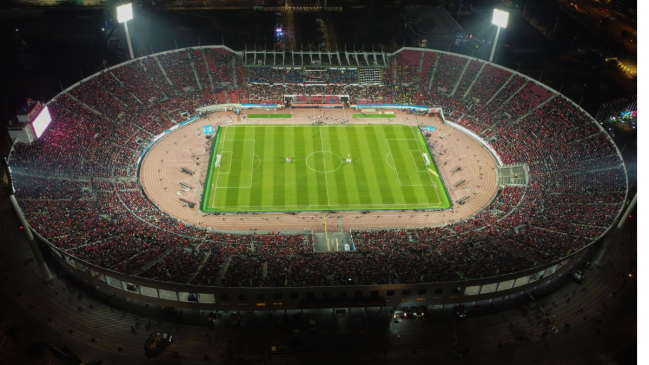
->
xmin=7 ymin=46 xmax=628 ymax=311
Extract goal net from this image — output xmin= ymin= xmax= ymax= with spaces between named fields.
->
xmin=215 ymin=154 xmax=222 ymax=167
xmin=423 ymin=153 xmax=431 ymax=166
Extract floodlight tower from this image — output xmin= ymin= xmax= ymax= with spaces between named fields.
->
xmin=489 ymin=9 xmax=508 ymax=63
xmin=117 ymin=3 xmax=135 ymax=60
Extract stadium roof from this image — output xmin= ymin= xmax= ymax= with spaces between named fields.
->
xmin=406 ymin=6 xmax=465 ymax=37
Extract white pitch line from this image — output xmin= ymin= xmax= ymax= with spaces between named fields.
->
xmin=250 ymin=140 xmax=255 ymax=188
xmin=211 ymin=126 xmax=227 ymax=207
xmin=319 ymin=126 xmax=331 ymax=206
xmin=411 ymin=125 xmax=441 ymax=202
xmin=385 ymin=140 xmax=403 ymax=186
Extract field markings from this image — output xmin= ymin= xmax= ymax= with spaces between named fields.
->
xmin=385 ymin=153 xmax=395 ymax=169
xmin=217 ymin=151 xmax=233 ymax=174
xmin=214 ymin=140 xmax=255 ymax=189
xmin=213 ymin=202 xmax=440 ymax=208
xmin=385 ymin=140 xmax=403 ymax=186
xmin=386 ymin=139 xmax=433 ymax=187
xmin=409 ymin=125 xmax=441 ymax=202
xmin=211 ymin=126 xmax=228 ymax=207
xmin=319 ymin=126 xmax=331 ymax=206
xmin=410 ymin=150 xmax=429 ymax=172
xmin=206 ymin=125 xmax=450 ymax=211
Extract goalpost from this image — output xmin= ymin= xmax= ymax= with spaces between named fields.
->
xmin=423 ymin=153 xmax=431 ymax=166
xmin=215 ymin=154 xmax=222 ymax=167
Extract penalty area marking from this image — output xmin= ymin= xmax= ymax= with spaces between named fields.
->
xmin=217 ymin=151 xmax=233 ymax=174
xmin=410 ymin=150 xmax=430 ymax=173
xmin=410 ymin=125 xmax=442 ymax=201
xmin=386 ymin=153 xmax=395 ymax=170
xmin=386 ymin=139 xmax=433 ymax=187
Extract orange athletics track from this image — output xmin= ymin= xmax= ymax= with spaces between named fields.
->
xmin=140 ymin=108 xmax=499 ymax=232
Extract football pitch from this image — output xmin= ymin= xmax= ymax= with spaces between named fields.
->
xmin=201 ymin=124 xmax=452 ymax=212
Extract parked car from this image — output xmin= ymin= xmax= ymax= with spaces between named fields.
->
xmin=570 ymin=270 xmax=584 ymax=284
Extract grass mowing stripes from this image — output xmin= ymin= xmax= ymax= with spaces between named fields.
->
xmin=247 ymin=114 xmax=293 ymax=118
xmin=200 ymin=124 xmax=452 ymax=212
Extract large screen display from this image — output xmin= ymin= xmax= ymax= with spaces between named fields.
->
xmin=31 ymin=105 xmax=51 ymax=138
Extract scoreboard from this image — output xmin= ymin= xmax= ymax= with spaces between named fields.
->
xmin=31 ymin=106 xmax=52 ymax=138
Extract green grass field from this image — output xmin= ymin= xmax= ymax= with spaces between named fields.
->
xmin=247 ymin=114 xmax=293 ymax=118
xmin=352 ymin=113 xmax=395 ymax=118
xmin=201 ymin=124 xmax=452 ymax=212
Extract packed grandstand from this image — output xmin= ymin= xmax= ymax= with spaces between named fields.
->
xmin=7 ymin=47 xmax=627 ymax=288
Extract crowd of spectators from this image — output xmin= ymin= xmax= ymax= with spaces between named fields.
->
xmin=417 ymin=53 xmax=437 ymax=93
xmin=466 ymin=64 xmax=510 ymax=103
xmin=454 ymin=60 xmax=483 ymax=97
xmin=157 ymin=51 xmax=199 ymax=90
xmin=189 ymin=49 xmax=213 ymax=91
xmin=139 ymin=56 xmax=176 ymax=96
xmin=8 ymin=47 xmax=626 ymax=288
xmin=431 ymin=54 xmax=467 ymax=92
xmin=139 ymin=247 xmax=203 ymax=283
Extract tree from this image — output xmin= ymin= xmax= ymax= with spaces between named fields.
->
xmin=621 ymin=30 xmax=631 ymax=40
xmin=24 ymin=341 xmax=46 ymax=359
xmin=1 ymin=323 xmax=24 ymax=349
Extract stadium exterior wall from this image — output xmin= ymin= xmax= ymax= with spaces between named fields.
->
xmin=37 ymin=228 xmax=602 ymax=312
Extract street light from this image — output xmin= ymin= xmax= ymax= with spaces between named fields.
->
xmin=489 ymin=9 xmax=508 ymax=63
xmin=117 ymin=3 xmax=135 ymax=60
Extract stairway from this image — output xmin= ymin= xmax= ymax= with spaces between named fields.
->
xmin=427 ymin=55 xmax=440 ymax=91
xmin=232 ymin=57 xmax=239 ymax=88
xmin=485 ymin=73 xmax=515 ymax=106
xmin=462 ymin=63 xmax=486 ymax=99
xmin=154 ymin=56 xmax=174 ymax=87
xmin=515 ymin=94 xmax=558 ymax=122
xmin=66 ymin=93 xmax=103 ymax=116
xmin=187 ymin=252 xmax=210 ymax=284
xmin=450 ymin=59 xmax=471 ymax=96
xmin=187 ymin=51 xmax=203 ymax=90
xmin=200 ymin=48 xmax=217 ymax=90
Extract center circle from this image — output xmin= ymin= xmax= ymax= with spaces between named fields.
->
xmin=305 ymin=151 xmax=343 ymax=173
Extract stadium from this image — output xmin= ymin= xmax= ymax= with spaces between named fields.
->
xmin=6 ymin=45 xmax=627 ymax=310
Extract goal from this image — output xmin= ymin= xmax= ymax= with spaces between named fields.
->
xmin=215 ymin=154 xmax=222 ymax=167
xmin=422 ymin=153 xmax=431 ymax=166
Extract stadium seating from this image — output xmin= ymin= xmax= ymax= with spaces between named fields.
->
xmin=8 ymin=47 xmax=626 ymax=288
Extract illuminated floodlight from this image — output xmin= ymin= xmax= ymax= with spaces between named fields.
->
xmin=117 ymin=3 xmax=135 ymax=60
xmin=492 ymin=9 xmax=509 ymax=28
xmin=489 ymin=9 xmax=509 ymax=63
xmin=117 ymin=3 xmax=133 ymax=23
